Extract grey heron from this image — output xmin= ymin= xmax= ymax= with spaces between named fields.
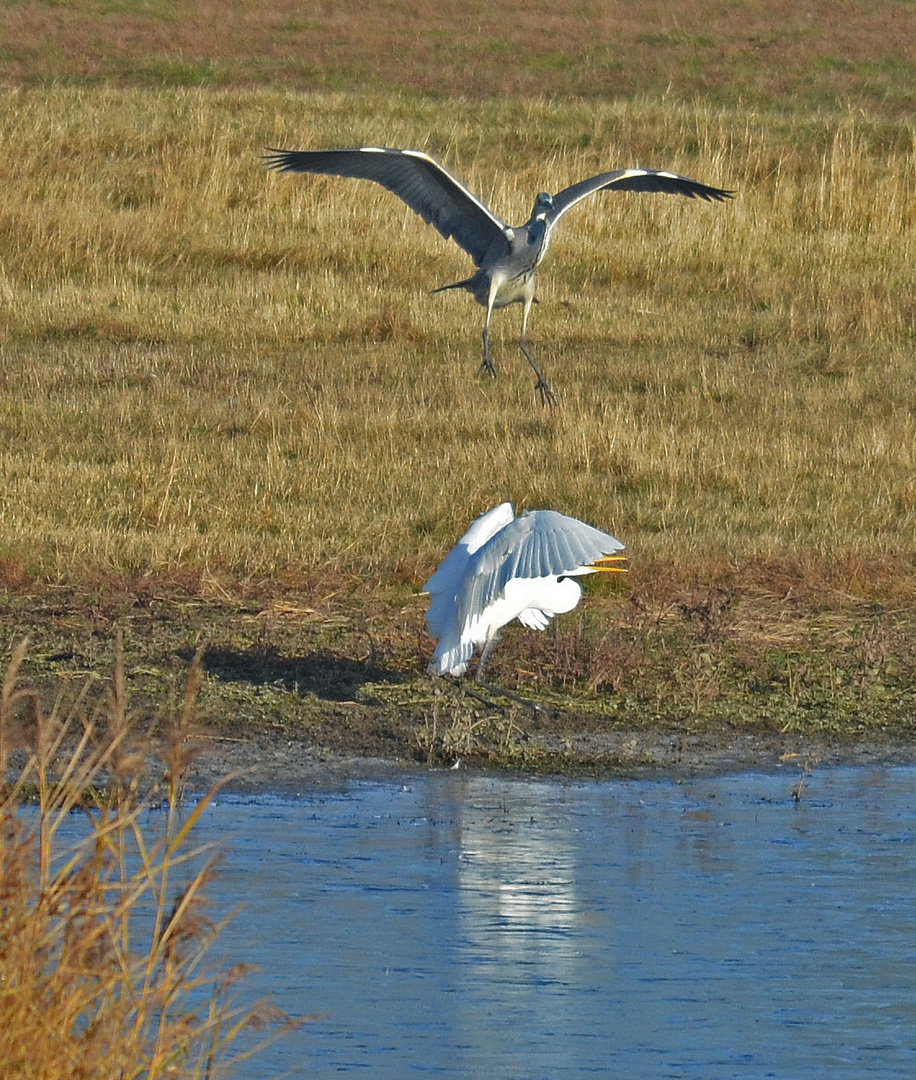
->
xmin=423 ymin=502 xmax=626 ymax=694
xmin=264 ymin=146 xmax=733 ymax=406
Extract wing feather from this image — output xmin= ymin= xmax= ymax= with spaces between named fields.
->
xmin=424 ymin=504 xmax=516 ymax=664
xmin=548 ymin=167 xmax=733 ymax=226
xmin=264 ymin=146 xmax=510 ymax=266
xmin=458 ymin=510 xmax=624 ymax=628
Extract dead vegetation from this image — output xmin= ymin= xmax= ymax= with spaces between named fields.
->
xmin=1 ymin=1 xmax=914 ymax=114
xmin=0 ymin=90 xmax=914 ymax=589
xmin=0 ymin=641 xmax=296 ymax=1078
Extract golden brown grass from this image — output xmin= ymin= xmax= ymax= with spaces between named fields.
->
xmin=0 ymin=88 xmax=914 ymax=601
xmin=1 ymin=5 xmax=914 ymax=753
xmin=0 ymin=640 xmax=293 ymax=1079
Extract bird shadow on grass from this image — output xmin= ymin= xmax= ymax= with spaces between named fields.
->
xmin=183 ymin=644 xmax=410 ymax=703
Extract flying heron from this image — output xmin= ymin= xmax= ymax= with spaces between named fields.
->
xmin=423 ymin=502 xmax=625 ymax=701
xmin=264 ymin=146 xmax=732 ymax=405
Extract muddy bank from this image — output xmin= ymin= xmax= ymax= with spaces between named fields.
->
xmin=181 ymin=724 xmax=916 ymax=795
xmin=3 ymin=583 xmax=916 ymax=790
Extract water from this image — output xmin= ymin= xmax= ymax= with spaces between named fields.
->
xmin=185 ymin=765 xmax=916 ymax=1079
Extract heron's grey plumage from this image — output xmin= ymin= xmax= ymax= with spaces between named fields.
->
xmin=547 ymin=167 xmax=730 ymax=223
xmin=264 ymin=147 xmax=510 ymax=266
xmin=265 ymin=146 xmax=733 ymax=405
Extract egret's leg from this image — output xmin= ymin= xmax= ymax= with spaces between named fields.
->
xmin=461 ymin=683 xmax=509 ymax=712
xmin=518 ymin=295 xmax=556 ymax=408
xmin=480 ymin=280 xmax=499 ymax=378
xmin=440 ymin=672 xmax=523 ymax=716
xmin=475 ymin=636 xmax=546 ymax=714
xmin=475 ymin=636 xmax=498 ymax=682
xmin=476 ymin=677 xmax=547 ymax=715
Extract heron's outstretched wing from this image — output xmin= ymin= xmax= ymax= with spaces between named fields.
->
xmin=459 ymin=510 xmax=625 ymax=627
xmin=264 ymin=147 xmax=511 ymax=267
xmin=547 ymin=167 xmax=733 ymax=226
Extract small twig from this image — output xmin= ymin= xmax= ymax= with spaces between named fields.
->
xmin=792 ymin=755 xmax=820 ymax=802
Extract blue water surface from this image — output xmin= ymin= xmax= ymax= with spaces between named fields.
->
xmin=185 ymin=764 xmax=916 ymax=1079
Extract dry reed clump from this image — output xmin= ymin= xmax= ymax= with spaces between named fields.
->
xmin=0 ymin=639 xmax=293 ymax=1080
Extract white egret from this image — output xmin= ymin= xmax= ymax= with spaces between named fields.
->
xmin=424 ymin=503 xmax=626 ymax=689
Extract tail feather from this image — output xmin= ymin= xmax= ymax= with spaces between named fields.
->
xmin=429 ymin=277 xmax=475 ymax=296
xmin=428 ymin=637 xmax=474 ymax=677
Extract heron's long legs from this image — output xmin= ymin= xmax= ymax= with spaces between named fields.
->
xmin=519 ymin=340 xmax=556 ymax=408
xmin=479 ymin=281 xmax=499 ymax=378
xmin=480 ymin=328 xmax=497 ymax=378
xmin=519 ymin=294 xmax=556 ymax=408
xmin=481 ymin=329 xmax=555 ymax=409
xmin=480 ymin=287 xmax=555 ymax=407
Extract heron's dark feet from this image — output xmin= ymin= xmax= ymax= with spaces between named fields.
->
xmin=519 ymin=340 xmax=555 ymax=408
xmin=480 ymin=328 xmax=498 ymax=379
xmin=535 ymin=377 xmax=557 ymax=409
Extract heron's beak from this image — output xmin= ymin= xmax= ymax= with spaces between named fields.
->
xmin=591 ymin=555 xmax=628 ymax=573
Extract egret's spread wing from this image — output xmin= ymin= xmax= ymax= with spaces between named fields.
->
xmin=264 ymin=147 xmax=510 ymax=267
xmin=460 ymin=510 xmax=624 ymax=627
xmin=424 ymin=503 xmax=516 ymax=642
xmin=548 ymin=167 xmax=733 ymax=226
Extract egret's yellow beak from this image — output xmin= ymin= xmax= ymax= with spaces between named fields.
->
xmin=591 ymin=554 xmax=627 ymax=573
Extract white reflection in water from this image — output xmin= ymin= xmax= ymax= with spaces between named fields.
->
xmin=457 ymin=782 xmax=580 ymax=973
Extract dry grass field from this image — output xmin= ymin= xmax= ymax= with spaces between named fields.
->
xmin=1 ymin=2 xmax=915 ymax=765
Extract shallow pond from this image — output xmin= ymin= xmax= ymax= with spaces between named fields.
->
xmin=183 ymin=763 xmax=916 ymax=1079
xmin=195 ymin=764 xmax=916 ymax=1075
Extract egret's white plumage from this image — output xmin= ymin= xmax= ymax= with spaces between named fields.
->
xmin=424 ymin=503 xmax=626 ymax=679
